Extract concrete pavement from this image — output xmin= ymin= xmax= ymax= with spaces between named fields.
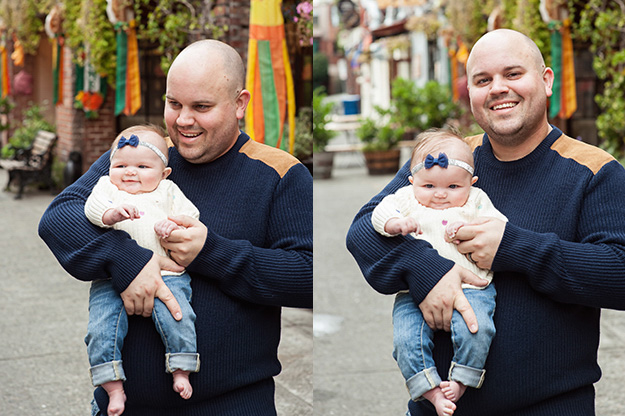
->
xmin=314 ymin=160 xmax=625 ymax=416
xmin=0 ymin=168 xmax=311 ymax=416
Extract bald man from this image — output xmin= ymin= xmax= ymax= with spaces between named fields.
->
xmin=40 ymin=39 xmax=312 ymax=415
xmin=347 ymin=29 xmax=625 ymax=415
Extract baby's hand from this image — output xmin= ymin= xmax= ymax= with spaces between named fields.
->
xmin=154 ymin=219 xmax=181 ymax=239
xmin=445 ymin=221 xmax=466 ymax=243
xmin=103 ymin=204 xmax=141 ymax=226
xmin=385 ymin=217 xmax=422 ymax=236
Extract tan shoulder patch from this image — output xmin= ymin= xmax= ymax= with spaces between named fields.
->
xmin=550 ymin=134 xmax=615 ymax=175
xmin=239 ymin=140 xmax=300 ymax=178
xmin=464 ymin=134 xmax=484 ymax=151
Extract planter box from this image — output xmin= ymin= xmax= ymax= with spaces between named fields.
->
xmin=363 ymin=149 xmax=400 ymax=175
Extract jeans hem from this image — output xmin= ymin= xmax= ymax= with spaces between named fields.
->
xmin=406 ymin=366 xmax=441 ymax=401
xmin=89 ymin=360 xmax=126 ymax=387
xmin=165 ymin=352 xmax=200 ymax=373
xmin=448 ymin=361 xmax=486 ymax=388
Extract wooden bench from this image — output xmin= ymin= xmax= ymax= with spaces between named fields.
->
xmin=0 ymin=130 xmax=57 ymax=199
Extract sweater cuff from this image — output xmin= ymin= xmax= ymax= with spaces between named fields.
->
xmin=108 ymin=244 xmax=154 ymax=293
xmin=404 ymin=248 xmax=455 ymax=304
xmin=492 ymin=222 xmax=535 ymax=273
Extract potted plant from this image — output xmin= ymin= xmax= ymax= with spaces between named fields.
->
xmin=356 ymin=117 xmax=405 ymax=175
xmin=312 ymin=87 xmax=336 ymax=179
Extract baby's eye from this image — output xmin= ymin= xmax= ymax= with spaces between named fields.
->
xmin=424 ymin=184 xmax=434 ymax=189
xmin=449 ymin=184 xmax=458 ymax=189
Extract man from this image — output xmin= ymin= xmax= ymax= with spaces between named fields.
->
xmin=346 ymin=29 xmax=625 ymax=415
xmin=39 ymin=39 xmax=312 ymax=415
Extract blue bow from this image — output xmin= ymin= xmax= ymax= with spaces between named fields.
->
xmin=117 ymin=134 xmax=139 ymax=149
xmin=424 ymin=153 xmax=448 ymax=169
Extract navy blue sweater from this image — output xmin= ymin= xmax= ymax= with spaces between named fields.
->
xmin=347 ymin=127 xmax=625 ymax=415
xmin=39 ymin=132 xmax=312 ymax=415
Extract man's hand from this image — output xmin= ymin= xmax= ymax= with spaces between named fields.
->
xmin=159 ymin=215 xmax=208 ymax=267
xmin=385 ymin=217 xmax=422 ymax=236
xmin=418 ymin=264 xmax=487 ymax=333
xmin=120 ymin=253 xmax=185 ymax=320
xmin=452 ymin=217 xmax=506 ymax=270
xmin=154 ymin=218 xmax=181 ymax=240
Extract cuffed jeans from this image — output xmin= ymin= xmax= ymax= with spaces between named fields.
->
xmin=392 ymin=284 xmax=496 ymax=401
xmin=85 ymin=273 xmax=200 ymax=387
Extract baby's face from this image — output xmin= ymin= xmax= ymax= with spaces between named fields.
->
xmin=411 ymin=165 xmax=475 ymax=209
xmin=109 ymin=132 xmax=169 ymax=194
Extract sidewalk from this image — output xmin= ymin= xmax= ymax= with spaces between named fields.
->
xmin=0 ymin=169 xmax=311 ymax=416
xmin=314 ymin=161 xmax=625 ymax=416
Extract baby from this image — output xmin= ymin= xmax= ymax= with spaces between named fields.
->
xmin=84 ymin=124 xmax=200 ymax=416
xmin=372 ymin=128 xmax=507 ymax=416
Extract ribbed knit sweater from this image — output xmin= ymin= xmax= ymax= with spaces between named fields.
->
xmin=347 ymin=127 xmax=625 ymax=415
xmin=39 ymin=132 xmax=313 ymax=415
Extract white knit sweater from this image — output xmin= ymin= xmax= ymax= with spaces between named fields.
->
xmin=372 ymin=186 xmax=507 ymax=289
xmin=85 ymin=176 xmax=200 ymax=275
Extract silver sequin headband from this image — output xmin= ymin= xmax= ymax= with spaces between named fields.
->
xmin=110 ymin=134 xmax=168 ymax=166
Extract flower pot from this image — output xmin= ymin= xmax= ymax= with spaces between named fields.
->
xmin=313 ymin=151 xmax=334 ymax=179
xmin=363 ymin=149 xmax=401 ymax=175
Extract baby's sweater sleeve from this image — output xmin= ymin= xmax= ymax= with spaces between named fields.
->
xmin=372 ymin=186 xmax=414 ymax=236
xmin=84 ymin=176 xmax=117 ymax=228
xmin=167 ymin=180 xmax=200 ymax=220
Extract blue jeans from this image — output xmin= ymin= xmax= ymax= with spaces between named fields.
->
xmin=85 ymin=273 xmax=200 ymax=387
xmin=392 ymin=284 xmax=496 ymax=401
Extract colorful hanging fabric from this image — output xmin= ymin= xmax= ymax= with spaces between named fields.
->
xmin=75 ymin=54 xmax=107 ymax=119
xmin=114 ymin=20 xmax=141 ymax=116
xmin=0 ymin=35 xmax=9 ymax=98
xmin=246 ymin=0 xmax=296 ymax=153
xmin=548 ymin=20 xmax=562 ymax=119
xmin=52 ymin=35 xmax=64 ymax=106
xmin=558 ymin=19 xmax=577 ymax=119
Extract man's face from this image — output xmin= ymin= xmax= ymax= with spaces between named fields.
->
xmin=164 ymin=60 xmax=248 ymax=164
xmin=467 ymin=35 xmax=553 ymax=147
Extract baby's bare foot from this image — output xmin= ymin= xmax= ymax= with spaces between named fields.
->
xmin=440 ymin=380 xmax=467 ymax=402
xmin=102 ymin=380 xmax=126 ymax=416
xmin=173 ymin=370 xmax=193 ymax=399
xmin=423 ymin=386 xmax=457 ymax=416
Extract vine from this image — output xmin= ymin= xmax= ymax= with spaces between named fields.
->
xmin=571 ymin=0 xmax=625 ymax=158
xmin=0 ymin=0 xmax=54 ymax=54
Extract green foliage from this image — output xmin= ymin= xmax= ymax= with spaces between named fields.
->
xmin=312 ymin=52 xmax=329 ymax=91
xmin=64 ymin=0 xmax=118 ymax=86
xmin=312 ymin=87 xmax=336 ymax=153
xmin=572 ymin=0 xmax=625 ymax=158
xmin=0 ymin=0 xmax=54 ymax=54
xmin=356 ymin=117 xmax=404 ymax=152
xmin=134 ymin=0 xmax=227 ymax=73
xmin=1 ymin=103 xmax=55 ymax=159
xmin=293 ymin=107 xmax=313 ymax=161
xmin=377 ymin=78 xmax=462 ymax=134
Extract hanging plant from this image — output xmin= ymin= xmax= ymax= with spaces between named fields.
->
xmin=133 ymin=0 xmax=227 ymax=73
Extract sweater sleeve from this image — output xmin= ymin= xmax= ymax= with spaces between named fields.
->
xmin=168 ymin=181 xmax=200 ymax=220
xmin=346 ymin=160 xmax=455 ymax=303
xmin=186 ymin=163 xmax=313 ymax=308
xmin=371 ymin=186 xmax=415 ymax=237
xmin=38 ymin=152 xmax=153 ymax=293
xmin=492 ymin=160 xmax=625 ymax=310
xmin=84 ymin=176 xmax=116 ymax=228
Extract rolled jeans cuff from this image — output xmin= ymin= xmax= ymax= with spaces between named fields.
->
xmin=406 ymin=366 xmax=442 ymax=401
xmin=89 ymin=360 xmax=126 ymax=387
xmin=165 ymin=352 xmax=200 ymax=373
xmin=449 ymin=361 xmax=486 ymax=389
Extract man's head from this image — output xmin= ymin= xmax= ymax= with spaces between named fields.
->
xmin=409 ymin=129 xmax=477 ymax=210
xmin=466 ymin=29 xmax=554 ymax=159
xmin=164 ymin=39 xmax=251 ymax=164
xmin=109 ymin=124 xmax=172 ymax=194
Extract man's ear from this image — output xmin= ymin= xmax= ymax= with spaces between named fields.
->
xmin=236 ymin=89 xmax=251 ymax=120
xmin=162 ymin=167 xmax=172 ymax=179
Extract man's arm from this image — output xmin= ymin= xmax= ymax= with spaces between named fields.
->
xmin=38 ymin=152 xmax=182 ymax=318
xmin=346 ymin=161 xmax=485 ymax=332
xmin=163 ymin=163 xmax=313 ymax=309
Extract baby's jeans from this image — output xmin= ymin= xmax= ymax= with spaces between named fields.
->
xmin=392 ymin=284 xmax=496 ymax=401
xmin=85 ymin=273 xmax=200 ymax=387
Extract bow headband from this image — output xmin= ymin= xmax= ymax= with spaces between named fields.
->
xmin=110 ymin=134 xmax=168 ymax=166
xmin=411 ymin=152 xmax=474 ymax=176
